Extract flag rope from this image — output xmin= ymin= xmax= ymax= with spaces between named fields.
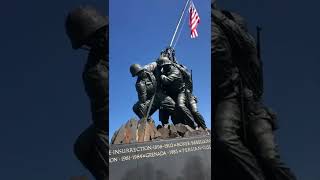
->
xmin=169 ymin=0 xmax=191 ymax=47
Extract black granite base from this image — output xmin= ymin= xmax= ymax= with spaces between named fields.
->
xmin=109 ymin=136 xmax=211 ymax=180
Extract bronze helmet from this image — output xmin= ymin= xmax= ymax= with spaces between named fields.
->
xmin=65 ymin=6 xmax=108 ymax=49
xmin=130 ymin=64 xmax=144 ymax=77
xmin=157 ymin=56 xmax=172 ymax=67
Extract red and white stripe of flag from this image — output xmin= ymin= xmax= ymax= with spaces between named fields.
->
xmin=189 ymin=1 xmax=200 ymax=38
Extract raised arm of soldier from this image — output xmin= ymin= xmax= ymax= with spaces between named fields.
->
xmin=143 ymin=61 xmax=158 ymax=73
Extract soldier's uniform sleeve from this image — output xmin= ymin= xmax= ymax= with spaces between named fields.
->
xmin=213 ymin=10 xmax=264 ymax=100
xmin=83 ymin=61 xmax=108 ymax=105
xmin=143 ymin=62 xmax=157 ymax=72
xmin=212 ymin=11 xmax=240 ymax=100
xmin=212 ymin=22 xmax=233 ymax=71
xmin=161 ymin=66 xmax=181 ymax=85
xmin=82 ymin=54 xmax=108 ymax=132
xmin=136 ymin=81 xmax=147 ymax=103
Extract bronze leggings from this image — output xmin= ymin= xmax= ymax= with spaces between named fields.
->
xmin=213 ymin=98 xmax=296 ymax=180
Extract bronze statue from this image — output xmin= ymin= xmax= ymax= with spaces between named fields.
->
xmin=132 ymin=48 xmax=207 ymax=130
xmin=65 ymin=6 xmax=108 ymax=180
xmin=212 ymin=2 xmax=296 ymax=180
xmin=130 ymin=63 xmax=176 ymax=125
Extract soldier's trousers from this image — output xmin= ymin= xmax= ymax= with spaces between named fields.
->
xmin=213 ymin=98 xmax=296 ymax=180
xmin=186 ymin=90 xmax=207 ymax=129
xmin=133 ymin=92 xmax=175 ymax=123
xmin=175 ymin=90 xmax=197 ymax=128
xmin=74 ymin=125 xmax=109 ymax=180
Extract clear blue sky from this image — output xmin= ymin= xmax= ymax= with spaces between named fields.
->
xmin=109 ymin=0 xmax=211 ymax=139
xmin=219 ymin=1 xmax=320 ymax=179
xmin=0 ymin=0 xmax=106 ymax=179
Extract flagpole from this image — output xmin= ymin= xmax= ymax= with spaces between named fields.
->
xmin=169 ymin=0 xmax=191 ymax=47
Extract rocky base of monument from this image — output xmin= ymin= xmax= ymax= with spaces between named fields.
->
xmin=111 ymin=118 xmax=211 ymax=145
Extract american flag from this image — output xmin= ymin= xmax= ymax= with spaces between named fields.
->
xmin=189 ymin=1 xmax=200 ymax=38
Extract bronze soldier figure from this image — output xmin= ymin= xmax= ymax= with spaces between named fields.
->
xmin=131 ymin=64 xmax=155 ymax=119
xmin=130 ymin=64 xmax=156 ymax=119
xmin=65 ymin=6 xmax=108 ymax=180
xmin=160 ymin=47 xmax=207 ymax=129
xmin=174 ymin=65 xmax=207 ymax=130
xmin=157 ymin=56 xmax=197 ymax=129
xmin=141 ymin=49 xmax=207 ymax=129
xmin=185 ymin=88 xmax=207 ymax=130
xmin=212 ymin=1 xmax=296 ymax=180
xmin=130 ymin=63 xmax=176 ymax=125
